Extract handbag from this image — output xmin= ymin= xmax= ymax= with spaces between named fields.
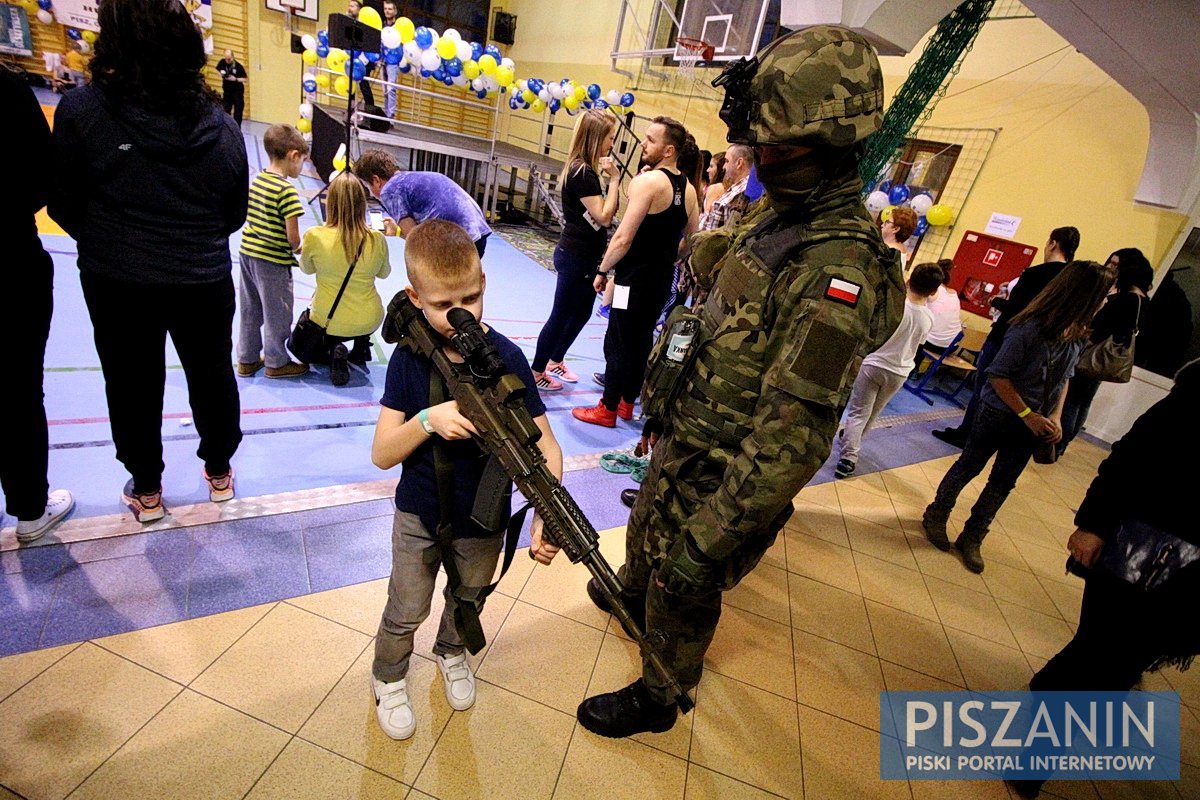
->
xmin=1075 ymin=295 xmax=1141 ymax=383
xmin=287 ymin=238 xmax=365 ymax=363
xmin=1099 ymin=518 xmax=1200 ymax=592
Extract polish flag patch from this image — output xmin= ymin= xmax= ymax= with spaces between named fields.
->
xmin=825 ymin=277 xmax=862 ymax=307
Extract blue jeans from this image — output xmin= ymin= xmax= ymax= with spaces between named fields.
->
xmin=383 ymin=63 xmax=399 ymax=118
xmin=930 ymin=403 xmax=1036 ymax=539
xmin=1058 ymin=375 xmax=1101 ymax=453
xmin=532 ymin=246 xmax=599 ymax=373
xmin=954 ymin=336 xmax=1000 ymax=432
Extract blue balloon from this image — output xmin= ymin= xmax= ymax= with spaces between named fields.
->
xmin=37 ymin=0 xmax=51 ymax=10
xmin=915 ymin=217 xmax=929 ymax=237
xmin=432 ymin=67 xmax=445 ymax=81
xmin=877 ymin=179 xmax=892 ymax=194
xmin=594 ymin=99 xmax=608 ymax=109
xmin=444 ymin=57 xmax=462 ymax=77
xmin=414 ymin=26 xmax=433 ymax=49
xmin=398 ymin=62 xmax=411 ymax=73
xmin=66 ymin=28 xmax=82 ymax=40
xmin=549 ymin=99 xmax=561 ymax=113
xmin=619 ymin=92 xmax=635 ymax=107
xmin=509 ymin=97 xmax=519 ymax=110
xmin=354 ymin=61 xmax=366 ymax=81
xmin=587 ymin=83 xmax=601 ymax=100
xmin=443 ymin=77 xmax=454 ymax=86
xmin=484 ymin=44 xmax=501 ymax=59
xmin=383 ymin=47 xmax=401 ymax=65
xmin=476 ymin=89 xmax=488 ymax=99
xmin=316 ymin=44 xmax=330 ymax=58
xmin=888 ymin=183 xmax=910 ymax=205
xmin=302 ymin=78 xmax=317 ymax=93
xmin=582 ymin=100 xmax=592 ymax=109
xmin=470 ymin=42 xmax=483 ymax=61
xmin=419 ymin=69 xmax=431 ymax=78
xmin=317 ymin=29 xmax=329 ymax=46
xmin=527 ymin=78 xmax=543 ymax=94
xmin=364 ymin=51 xmax=379 ymax=63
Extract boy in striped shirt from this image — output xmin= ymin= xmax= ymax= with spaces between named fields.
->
xmin=237 ymin=124 xmax=309 ymax=378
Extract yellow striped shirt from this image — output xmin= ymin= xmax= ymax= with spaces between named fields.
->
xmin=239 ymin=171 xmax=304 ymax=265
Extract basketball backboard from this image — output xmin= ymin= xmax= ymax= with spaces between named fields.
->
xmin=674 ymin=0 xmax=771 ymax=62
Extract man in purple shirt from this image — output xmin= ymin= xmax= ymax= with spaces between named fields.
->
xmin=353 ymin=149 xmax=492 ymax=257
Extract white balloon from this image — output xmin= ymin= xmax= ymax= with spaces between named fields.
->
xmin=865 ymin=191 xmax=890 ymax=214
xmin=606 ymin=89 xmax=620 ymax=105
xmin=305 ymin=68 xmax=317 ymax=77
xmin=471 ymin=77 xmax=484 ymax=92
xmin=380 ymin=26 xmax=401 ymax=50
xmin=455 ymin=39 xmax=472 ymax=62
xmin=909 ymin=193 xmax=933 ymax=216
xmin=301 ymin=33 xmax=317 ymax=51
xmin=517 ymin=79 xmax=528 ymax=91
xmin=36 ymin=9 xmax=53 ymax=23
xmin=78 ymin=40 xmax=91 ymax=54
xmin=403 ymin=41 xmax=421 ymax=64
xmin=548 ymin=83 xmax=563 ymax=100
xmin=299 ymin=102 xmax=313 ymax=120
xmin=452 ymin=74 xmax=468 ymax=86
xmin=443 ymin=28 xmax=461 ymax=41
xmin=501 ymin=57 xmax=514 ymax=70
xmin=538 ymin=88 xmax=551 ymax=103
xmin=358 ymin=52 xmax=369 ymax=65
xmin=420 ymin=49 xmax=441 ymax=71
xmin=482 ymin=75 xmax=498 ymax=92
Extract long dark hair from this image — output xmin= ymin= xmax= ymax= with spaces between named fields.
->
xmin=1010 ymin=260 xmax=1116 ymax=342
xmin=90 ymin=0 xmax=216 ymax=120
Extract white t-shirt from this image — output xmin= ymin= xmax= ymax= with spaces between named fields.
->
xmin=862 ymin=299 xmax=935 ymax=376
xmin=925 ymin=285 xmax=963 ymax=347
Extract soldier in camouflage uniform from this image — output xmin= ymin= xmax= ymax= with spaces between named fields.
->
xmin=576 ymin=25 xmax=906 ymax=738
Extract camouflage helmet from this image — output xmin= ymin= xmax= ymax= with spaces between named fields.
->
xmin=713 ymin=25 xmax=884 ymax=148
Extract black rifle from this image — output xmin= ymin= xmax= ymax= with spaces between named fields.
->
xmin=381 ymin=292 xmax=694 ymax=714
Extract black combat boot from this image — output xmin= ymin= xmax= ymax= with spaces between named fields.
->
xmin=586 ymin=578 xmax=646 ymax=635
xmin=921 ymin=505 xmax=952 ymax=551
xmin=955 ymin=531 xmax=986 ymax=573
xmin=577 ymin=679 xmax=677 ymax=738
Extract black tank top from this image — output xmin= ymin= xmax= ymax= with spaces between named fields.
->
xmin=614 ymin=168 xmax=689 ymax=289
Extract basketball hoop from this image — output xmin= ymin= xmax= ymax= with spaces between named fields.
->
xmin=277 ymin=0 xmax=304 ymax=33
xmin=676 ymin=36 xmax=715 ymax=79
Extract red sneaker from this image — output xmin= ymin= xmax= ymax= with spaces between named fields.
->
xmin=617 ymin=400 xmax=634 ymax=421
xmin=572 ymin=401 xmax=618 ymax=428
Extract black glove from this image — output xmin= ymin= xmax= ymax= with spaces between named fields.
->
xmin=657 ymin=534 xmax=721 ymax=597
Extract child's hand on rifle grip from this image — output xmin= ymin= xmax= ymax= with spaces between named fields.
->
xmin=425 ymin=401 xmax=478 ymax=440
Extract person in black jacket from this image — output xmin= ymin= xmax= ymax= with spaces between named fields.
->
xmin=0 ymin=66 xmax=75 ymax=544
xmin=49 ymin=0 xmax=249 ymax=523
xmin=1007 ymin=359 xmax=1200 ymax=798
xmin=215 ymin=49 xmax=247 ymax=125
xmin=933 ymin=226 xmax=1080 ymax=447
xmin=1057 ymin=248 xmax=1154 ymax=455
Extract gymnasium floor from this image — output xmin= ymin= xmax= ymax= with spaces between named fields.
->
xmin=2 ymin=120 xmax=1192 ymax=800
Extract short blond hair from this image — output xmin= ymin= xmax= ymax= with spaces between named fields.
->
xmin=404 ymin=220 xmax=481 ymax=292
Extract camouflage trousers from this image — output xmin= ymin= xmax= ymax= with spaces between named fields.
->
xmin=618 ymin=432 xmax=789 ymax=704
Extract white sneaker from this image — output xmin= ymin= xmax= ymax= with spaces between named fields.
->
xmin=15 ymin=490 xmax=75 ymax=544
xmin=371 ymin=676 xmax=416 ymax=740
xmin=437 ymin=653 xmax=477 ymax=711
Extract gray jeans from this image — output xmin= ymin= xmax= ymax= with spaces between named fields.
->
xmin=373 ymin=510 xmax=503 ymax=683
xmin=837 ymin=363 xmax=907 ymax=464
xmin=237 ymin=254 xmax=295 ymax=368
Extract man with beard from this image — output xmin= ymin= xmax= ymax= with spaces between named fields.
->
xmin=573 ymin=25 xmax=905 ymax=737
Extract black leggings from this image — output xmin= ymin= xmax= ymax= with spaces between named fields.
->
xmin=602 ymin=280 xmax=669 ymax=409
xmin=532 ymin=246 xmax=599 ymax=373
xmin=222 ymin=90 xmax=244 ymax=125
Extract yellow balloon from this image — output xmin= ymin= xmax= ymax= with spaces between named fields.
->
xmin=332 ymin=155 xmax=347 ymax=171
xmin=297 ymin=118 xmax=312 ymax=133
xmin=531 ymin=98 xmax=546 ymax=112
xmin=302 ymin=49 xmax=318 ymax=66
xmin=327 ymin=48 xmax=348 ymax=71
xmin=880 ymin=205 xmax=896 ymax=222
xmin=495 ymin=66 xmax=513 ymax=86
xmin=463 ymin=59 xmax=480 ymax=80
xmin=574 ymin=85 xmax=587 ymax=101
xmin=81 ymin=30 xmax=97 ymax=44
xmin=926 ymin=203 xmax=955 ymax=227
xmin=396 ymin=17 xmax=415 ymax=43
xmin=521 ymin=89 xmax=535 ymax=104
xmin=333 ymin=75 xmax=351 ymax=96
xmin=357 ymin=6 xmax=382 ymax=29
xmin=436 ymin=37 xmax=457 ymax=60
xmin=478 ymin=54 xmax=497 ymax=75
xmin=563 ymin=94 xmax=580 ymax=111
xmin=315 ymin=72 xmax=331 ymax=88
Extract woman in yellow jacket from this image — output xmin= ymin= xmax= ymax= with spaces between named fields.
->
xmin=300 ymin=172 xmax=391 ymax=385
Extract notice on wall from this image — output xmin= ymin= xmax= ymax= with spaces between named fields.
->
xmin=51 ymin=0 xmax=100 ymax=31
xmin=0 ymin=4 xmax=32 ymax=56
xmin=984 ymin=212 xmax=1022 ymax=239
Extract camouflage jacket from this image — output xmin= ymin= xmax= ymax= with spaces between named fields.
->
xmin=661 ymin=180 xmax=903 ymax=561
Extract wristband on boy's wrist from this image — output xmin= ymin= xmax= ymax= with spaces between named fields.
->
xmin=595 ymin=270 xmax=610 ymax=279
xmin=417 ymin=408 xmax=435 ymax=434
xmin=1017 ymin=406 xmax=1032 ymax=419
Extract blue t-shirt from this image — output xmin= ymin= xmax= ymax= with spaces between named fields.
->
xmin=982 ymin=319 xmax=1083 ymax=414
xmin=379 ymin=172 xmax=493 ymax=243
xmin=380 ymin=327 xmax=546 ymax=538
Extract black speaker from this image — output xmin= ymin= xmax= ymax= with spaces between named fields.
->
xmin=289 ymin=33 xmax=305 ymax=54
xmin=311 ymin=104 xmax=347 ymax=181
xmin=327 ymin=12 xmax=382 ymax=53
xmin=493 ymin=11 xmax=516 ymax=46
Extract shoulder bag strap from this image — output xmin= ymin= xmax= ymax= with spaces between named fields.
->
xmin=324 ymin=236 xmax=367 ymax=324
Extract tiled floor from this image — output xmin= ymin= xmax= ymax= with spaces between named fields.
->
xmin=1 ymin=445 xmax=1195 ymax=800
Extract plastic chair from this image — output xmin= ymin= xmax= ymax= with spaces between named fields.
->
xmin=905 ymin=326 xmax=990 ymax=406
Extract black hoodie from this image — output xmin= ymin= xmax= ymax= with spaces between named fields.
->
xmin=49 ymin=85 xmax=248 ymax=284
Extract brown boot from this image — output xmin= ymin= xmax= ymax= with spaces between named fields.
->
xmin=266 ymin=361 xmax=309 ymax=378
xmin=236 ymin=359 xmax=264 ymax=377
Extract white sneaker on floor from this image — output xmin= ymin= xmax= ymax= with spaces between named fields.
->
xmin=371 ymin=676 xmax=416 ymax=740
xmin=437 ymin=653 xmax=477 ymax=711
xmin=15 ymin=489 xmax=75 ymax=544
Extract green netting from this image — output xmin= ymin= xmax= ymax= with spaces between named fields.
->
xmin=859 ymin=0 xmax=996 ymax=187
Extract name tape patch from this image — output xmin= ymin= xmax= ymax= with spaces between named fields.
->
xmin=826 ymin=277 xmax=862 ymax=307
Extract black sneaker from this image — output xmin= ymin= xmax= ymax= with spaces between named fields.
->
xmin=586 ymin=577 xmax=645 ymax=635
xmin=834 ymin=458 xmax=856 ymax=479
xmin=577 ymin=679 xmax=678 ymax=738
xmin=593 ymin=372 xmax=606 ymax=387
xmin=921 ymin=505 xmax=952 ymax=551
xmin=330 ymin=344 xmax=350 ymax=387
xmin=931 ymin=427 xmax=966 ymax=448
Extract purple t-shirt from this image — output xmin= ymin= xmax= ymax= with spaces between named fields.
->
xmin=379 ymin=171 xmax=492 ymax=243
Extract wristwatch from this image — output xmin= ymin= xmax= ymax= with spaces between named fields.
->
xmin=417 ymin=408 xmax=435 ymax=434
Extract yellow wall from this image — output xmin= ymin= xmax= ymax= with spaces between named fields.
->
xmin=245 ymin=1 xmax=327 ymax=127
